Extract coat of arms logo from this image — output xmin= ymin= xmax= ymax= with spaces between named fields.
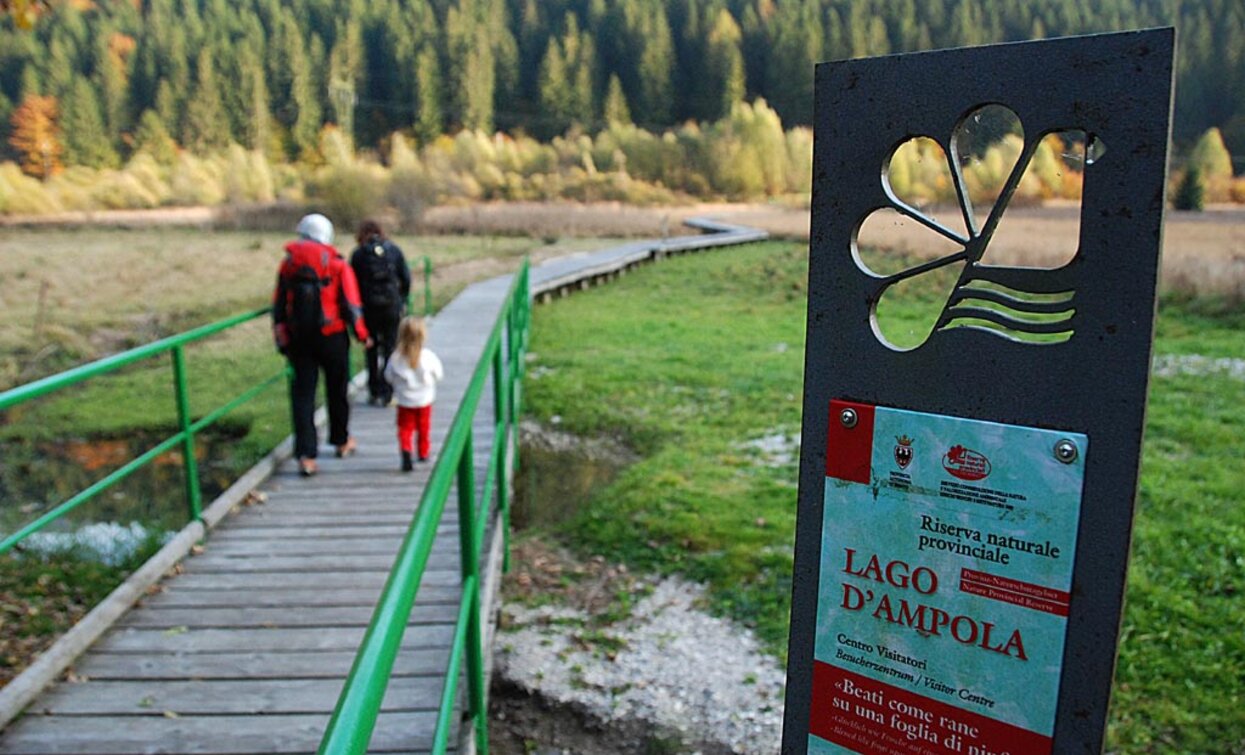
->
xmin=894 ymin=435 xmax=913 ymax=469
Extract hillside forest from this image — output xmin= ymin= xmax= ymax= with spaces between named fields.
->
xmin=1 ymin=0 xmax=1242 ymax=217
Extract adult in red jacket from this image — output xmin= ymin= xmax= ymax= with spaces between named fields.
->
xmin=273 ymin=213 xmax=372 ymax=477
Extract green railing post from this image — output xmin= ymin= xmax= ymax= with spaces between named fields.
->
xmin=171 ymin=345 xmax=203 ymax=522
xmin=492 ymin=346 xmax=511 ymax=572
xmin=455 ymin=430 xmax=489 ymax=755
xmin=424 ymin=256 xmax=433 ymax=316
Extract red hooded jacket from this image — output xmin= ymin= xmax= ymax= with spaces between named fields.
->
xmin=272 ymin=239 xmax=370 ymax=349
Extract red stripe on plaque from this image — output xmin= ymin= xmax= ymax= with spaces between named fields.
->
xmin=959 ymin=568 xmax=1072 ymax=617
xmin=826 ymin=400 xmax=875 ymax=484
xmin=809 ymin=662 xmax=1052 ymax=754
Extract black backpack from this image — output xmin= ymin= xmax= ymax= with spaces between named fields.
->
xmin=286 ymin=263 xmax=329 ymax=348
xmin=357 ymin=241 xmax=401 ymax=311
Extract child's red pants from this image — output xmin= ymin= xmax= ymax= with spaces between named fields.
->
xmin=397 ymin=405 xmax=432 ymax=459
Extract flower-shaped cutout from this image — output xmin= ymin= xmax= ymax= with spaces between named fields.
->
xmin=854 ymin=104 xmax=1104 ymax=350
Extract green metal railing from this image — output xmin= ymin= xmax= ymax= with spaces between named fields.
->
xmin=0 ymin=307 xmax=282 ymax=555
xmin=408 ymin=255 xmax=434 ymax=317
xmin=318 ymin=261 xmax=531 ymax=755
xmin=1 ymin=253 xmax=438 ymax=555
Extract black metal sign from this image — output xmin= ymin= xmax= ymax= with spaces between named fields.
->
xmin=782 ymin=30 xmax=1174 ymax=754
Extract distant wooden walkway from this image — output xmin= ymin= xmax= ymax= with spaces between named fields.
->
xmin=0 ymin=218 xmax=766 ymax=754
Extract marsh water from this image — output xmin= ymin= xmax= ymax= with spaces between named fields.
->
xmin=0 ymin=430 xmax=247 ymax=540
xmin=511 ymin=421 xmax=636 ymax=531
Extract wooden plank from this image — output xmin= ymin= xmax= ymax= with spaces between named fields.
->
xmin=154 ymin=569 xmax=460 ymax=591
xmin=200 ymin=538 xmax=408 ymax=556
xmin=32 ymin=677 xmax=444 ymax=716
xmin=216 ymin=524 xmax=458 ymax=541
xmin=95 ymin=625 xmax=456 ymax=654
xmin=140 ymin=588 xmax=436 ymax=610
xmin=178 ymin=552 xmax=462 ymax=574
xmin=218 ymin=513 xmax=417 ymax=528
xmin=0 ymin=711 xmax=439 ymax=754
xmin=75 ymin=649 xmax=449 ymax=681
xmin=222 ymin=505 xmax=418 ymax=518
xmin=117 ymin=603 xmax=459 ymax=629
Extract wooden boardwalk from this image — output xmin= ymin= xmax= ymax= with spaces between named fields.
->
xmin=0 ymin=219 xmax=766 ymax=754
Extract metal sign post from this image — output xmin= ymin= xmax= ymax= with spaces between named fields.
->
xmin=782 ymin=30 xmax=1174 ymax=754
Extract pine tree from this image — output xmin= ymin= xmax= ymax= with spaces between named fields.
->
xmin=327 ymin=19 xmax=361 ymax=143
xmin=9 ymin=94 xmax=63 ymax=178
xmin=239 ymin=50 xmax=272 ymax=154
xmin=41 ymin=36 xmax=76 ymax=101
xmin=603 ymin=73 xmax=631 ymax=126
xmin=636 ymin=3 xmax=674 ymax=125
xmin=62 ymin=77 xmax=119 ymax=168
xmin=487 ymin=0 xmax=520 ymax=129
xmin=1173 ymin=166 xmax=1205 ymax=211
xmin=94 ymin=30 xmax=131 ymax=154
xmin=538 ymin=38 xmax=572 ymax=137
xmin=133 ymin=108 xmax=179 ymax=164
xmin=675 ymin=0 xmax=704 ymax=122
xmin=290 ymin=32 xmax=323 ymax=158
xmin=446 ymin=2 xmax=496 ymax=132
xmin=184 ymin=51 xmax=230 ymax=152
xmin=517 ymin=0 xmax=545 ymax=103
xmin=765 ymin=0 xmax=820 ymax=126
xmin=569 ymin=20 xmax=597 ymax=127
xmin=703 ymin=8 xmax=745 ymax=122
xmin=414 ymin=45 xmax=444 ymax=143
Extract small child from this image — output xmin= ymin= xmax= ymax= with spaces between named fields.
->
xmin=383 ymin=317 xmax=444 ymax=471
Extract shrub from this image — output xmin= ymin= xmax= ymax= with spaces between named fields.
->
xmin=91 ymin=170 xmax=162 ymax=209
xmin=0 ymin=162 xmax=61 ymax=214
xmin=123 ymin=153 xmax=172 ymax=205
xmin=169 ymin=154 xmax=225 ymax=206
xmin=308 ymin=159 xmax=389 ymax=231
xmin=1230 ymin=177 xmax=1245 ymax=204
xmin=1173 ymin=166 xmax=1205 ymax=211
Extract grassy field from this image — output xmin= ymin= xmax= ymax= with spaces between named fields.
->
xmin=0 ymin=227 xmax=617 ymax=389
xmin=523 ymin=240 xmax=1244 ymax=752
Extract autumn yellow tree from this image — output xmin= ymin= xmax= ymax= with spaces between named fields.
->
xmin=9 ymin=95 xmax=64 ymax=178
xmin=0 ymin=0 xmax=50 ymax=29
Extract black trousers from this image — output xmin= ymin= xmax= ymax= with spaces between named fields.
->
xmin=288 ymin=331 xmax=351 ymax=459
xmin=364 ymin=307 xmax=401 ymax=402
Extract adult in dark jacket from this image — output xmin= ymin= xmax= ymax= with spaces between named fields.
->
xmin=349 ymin=219 xmax=411 ymax=405
xmin=273 ymin=213 xmax=372 ymax=477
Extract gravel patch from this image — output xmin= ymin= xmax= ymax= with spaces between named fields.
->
xmin=739 ymin=432 xmax=800 ymax=468
xmin=1152 ymin=353 xmax=1245 ymax=381
xmin=495 ymin=577 xmax=785 ymax=753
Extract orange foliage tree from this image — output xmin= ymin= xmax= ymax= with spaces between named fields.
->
xmin=9 ymin=95 xmax=64 ymax=178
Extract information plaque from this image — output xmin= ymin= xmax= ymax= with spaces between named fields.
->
xmin=812 ymin=401 xmax=1086 ymax=753
xmin=782 ymin=29 xmax=1174 ymax=754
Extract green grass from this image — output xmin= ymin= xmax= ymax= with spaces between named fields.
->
xmin=524 ymin=240 xmax=1245 ymax=753
xmin=0 ymin=537 xmax=163 ymax=683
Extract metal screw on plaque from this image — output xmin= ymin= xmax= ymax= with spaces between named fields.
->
xmin=1054 ymin=439 xmax=1079 ymax=464
xmin=839 ymin=408 xmax=858 ymax=429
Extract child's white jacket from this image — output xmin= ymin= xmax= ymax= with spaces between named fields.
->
xmin=384 ymin=348 xmax=444 ymax=408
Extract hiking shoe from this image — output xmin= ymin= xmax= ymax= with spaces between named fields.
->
xmin=298 ymin=458 xmax=318 ymax=477
xmin=401 ymin=452 xmax=414 ymax=472
xmin=335 ymin=437 xmax=358 ymax=458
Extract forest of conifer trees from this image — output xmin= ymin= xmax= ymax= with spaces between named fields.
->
xmin=0 ymin=0 xmax=1241 ymax=182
